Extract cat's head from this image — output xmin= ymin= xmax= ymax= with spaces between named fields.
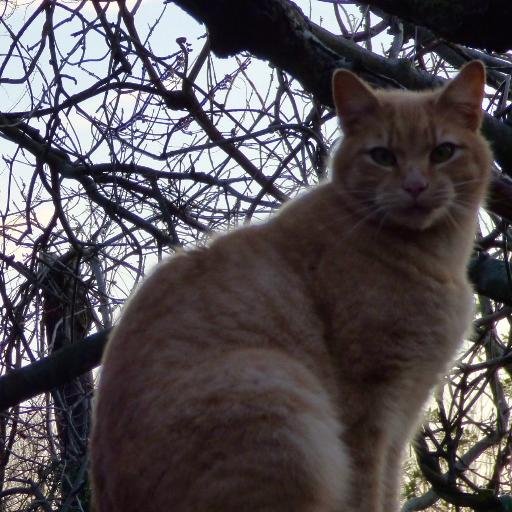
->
xmin=331 ymin=61 xmax=492 ymax=231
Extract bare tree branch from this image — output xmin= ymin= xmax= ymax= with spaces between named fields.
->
xmin=358 ymin=0 xmax=512 ymax=53
xmin=170 ymin=0 xmax=512 ymax=175
xmin=0 ymin=331 xmax=109 ymax=413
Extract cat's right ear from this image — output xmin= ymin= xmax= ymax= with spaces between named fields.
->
xmin=332 ymin=69 xmax=380 ymax=133
xmin=436 ymin=61 xmax=486 ymax=131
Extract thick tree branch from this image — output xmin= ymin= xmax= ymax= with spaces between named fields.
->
xmin=469 ymin=254 xmax=512 ymax=306
xmin=359 ymin=0 xmax=512 ymax=53
xmin=0 ymin=330 xmax=110 ymax=413
xmin=1 ymin=248 xmax=512 ymax=411
xmin=170 ymin=0 xmax=512 ymax=177
xmin=171 ymin=0 xmax=347 ymax=106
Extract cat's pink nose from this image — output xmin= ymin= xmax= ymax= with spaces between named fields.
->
xmin=402 ymin=178 xmax=428 ymax=199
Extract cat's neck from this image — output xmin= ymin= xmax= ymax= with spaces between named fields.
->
xmin=273 ymin=182 xmax=477 ymax=280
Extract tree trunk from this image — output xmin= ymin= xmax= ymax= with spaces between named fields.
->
xmin=40 ymin=251 xmax=93 ymax=511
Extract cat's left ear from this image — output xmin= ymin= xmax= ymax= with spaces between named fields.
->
xmin=332 ymin=69 xmax=380 ymax=133
xmin=437 ymin=61 xmax=486 ymax=130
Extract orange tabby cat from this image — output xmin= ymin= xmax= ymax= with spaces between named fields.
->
xmin=91 ymin=61 xmax=491 ymax=512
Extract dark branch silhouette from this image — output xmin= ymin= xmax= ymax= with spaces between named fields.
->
xmin=2 ymin=1 xmax=512 ymax=509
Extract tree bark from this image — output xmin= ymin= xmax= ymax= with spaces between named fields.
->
xmin=171 ymin=0 xmax=512 ymax=176
xmin=0 ymin=331 xmax=108 ymax=413
xmin=39 ymin=251 xmax=93 ymax=510
xmin=360 ymin=0 xmax=512 ymax=53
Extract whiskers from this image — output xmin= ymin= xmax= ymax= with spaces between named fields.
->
xmin=446 ymin=177 xmax=485 ymax=229
xmin=342 ymin=202 xmax=390 ymax=238
xmin=444 ymin=207 xmax=464 ymax=231
xmin=330 ymin=193 xmax=398 ymax=241
xmin=321 ymin=175 xmax=484 ymax=240
xmin=451 ymin=177 xmax=487 ymax=190
xmin=447 ymin=198 xmax=478 ymax=227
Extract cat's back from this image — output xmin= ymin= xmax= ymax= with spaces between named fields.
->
xmin=91 ymin=217 xmax=343 ymax=512
xmin=105 ymin=220 xmax=321 ymax=363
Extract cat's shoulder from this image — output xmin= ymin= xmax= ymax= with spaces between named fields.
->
xmin=144 ymin=221 xmax=269 ymax=283
xmin=133 ymin=180 xmax=338 ymax=300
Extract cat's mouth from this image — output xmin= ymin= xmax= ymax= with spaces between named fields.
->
xmin=402 ymin=204 xmax=433 ymax=216
xmin=372 ymin=189 xmax=451 ymax=230
xmin=386 ymin=201 xmax=446 ymax=230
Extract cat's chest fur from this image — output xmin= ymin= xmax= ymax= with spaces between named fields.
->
xmin=317 ymin=236 xmax=472 ymax=371
xmin=257 ymin=186 xmax=475 ymax=434
xmin=299 ymin=214 xmax=475 ymax=430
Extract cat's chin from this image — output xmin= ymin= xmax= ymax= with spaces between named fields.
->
xmin=386 ymin=204 xmax=446 ymax=231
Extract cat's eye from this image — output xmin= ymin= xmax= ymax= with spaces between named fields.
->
xmin=369 ymin=147 xmax=397 ymax=167
xmin=431 ymin=142 xmax=456 ymax=164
